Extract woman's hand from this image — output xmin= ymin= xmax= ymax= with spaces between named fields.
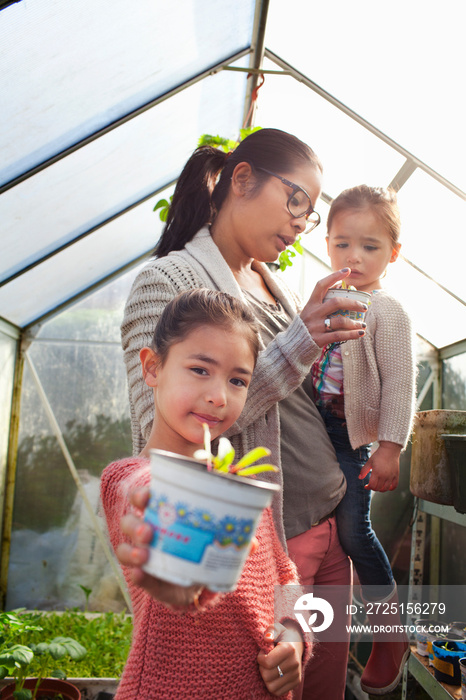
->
xmin=117 ymin=488 xmax=205 ymax=608
xmin=300 ymin=268 xmax=367 ymax=348
xmin=257 ymin=622 xmax=305 ymax=696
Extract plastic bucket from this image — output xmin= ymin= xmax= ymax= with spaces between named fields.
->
xmin=415 ymin=619 xmax=442 ymax=657
xmin=143 ymin=449 xmax=279 ymax=592
xmin=432 ymin=639 xmax=466 ymax=685
xmin=449 ymin=621 xmax=466 ymax=636
xmin=459 ymin=657 xmax=466 ymax=700
xmin=428 ymin=633 xmax=465 ymax=667
xmin=442 ymin=435 xmax=466 ymax=513
xmin=323 ymin=288 xmax=371 ymax=321
xmin=410 ymin=410 xmax=466 ymax=505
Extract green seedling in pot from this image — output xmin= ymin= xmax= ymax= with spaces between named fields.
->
xmin=194 ymin=424 xmax=278 ymax=477
xmin=0 ymin=610 xmax=86 ymax=700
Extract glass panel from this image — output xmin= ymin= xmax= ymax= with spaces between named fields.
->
xmin=396 ymin=169 xmax=466 ymax=303
xmin=443 ymin=353 xmax=466 ymax=410
xmin=35 ymin=266 xmax=143 ymax=343
xmin=0 ymin=326 xmax=17 ymax=532
xmin=0 ymin=64 xmax=247 ymax=284
xmin=6 ymin=276 xmax=132 ymax=611
xmin=257 ymin=66 xmax=404 ymax=198
xmin=0 ymin=188 xmax=167 ymax=329
xmin=1 ymin=0 xmax=255 ymax=185
xmin=266 ymin=0 xmax=466 ymax=190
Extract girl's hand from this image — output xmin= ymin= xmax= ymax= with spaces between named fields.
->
xmin=359 ymin=441 xmax=402 ymax=492
xmin=300 ymin=268 xmax=367 ymax=348
xmin=117 ymin=488 xmax=205 ymax=608
xmin=257 ymin=622 xmax=305 ymax=696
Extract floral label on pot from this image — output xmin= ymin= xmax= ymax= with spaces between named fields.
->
xmin=143 ymin=437 xmax=279 ymax=592
xmin=145 ymin=494 xmax=254 ymax=563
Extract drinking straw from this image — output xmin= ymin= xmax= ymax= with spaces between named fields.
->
xmin=202 ymin=423 xmax=212 ymax=471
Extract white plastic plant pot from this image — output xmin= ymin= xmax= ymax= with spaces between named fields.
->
xmin=142 ymin=449 xmax=279 ymax=592
xmin=323 ymin=288 xmax=371 ymax=322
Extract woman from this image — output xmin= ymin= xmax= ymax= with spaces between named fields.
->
xmin=121 ymin=128 xmax=367 ymax=699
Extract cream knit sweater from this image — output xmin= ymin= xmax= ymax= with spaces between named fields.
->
xmin=121 ymin=227 xmax=324 ymax=546
xmin=341 ymin=290 xmax=416 ymax=450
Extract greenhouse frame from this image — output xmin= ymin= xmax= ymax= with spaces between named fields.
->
xmin=1 ymin=0 xmax=465 ymax=647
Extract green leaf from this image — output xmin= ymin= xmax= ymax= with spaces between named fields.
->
xmin=51 ymin=668 xmax=67 ymax=679
xmin=152 ymin=196 xmax=173 ymax=222
xmin=292 ymin=237 xmax=304 ymax=254
xmin=197 ymin=134 xmax=235 ymax=152
xmin=0 ymin=645 xmax=34 ymax=668
xmin=51 ymin=637 xmax=87 ymax=661
xmin=47 ymin=642 xmax=67 ymax=660
xmin=233 ymin=447 xmax=271 ymax=470
xmin=236 ymin=464 xmax=278 ymax=476
xmin=216 ymin=438 xmax=235 ymax=470
xmin=239 ymin=126 xmax=262 ymax=141
xmin=13 ymin=690 xmax=32 ymax=700
xmin=278 ymin=250 xmax=293 ymax=271
xmin=153 ymin=199 xmax=169 ymax=213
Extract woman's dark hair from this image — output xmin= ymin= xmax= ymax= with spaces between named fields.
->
xmin=155 ymin=128 xmax=323 ymax=257
xmin=151 ymin=288 xmax=261 ymax=366
xmin=327 ymin=185 xmax=401 ymax=247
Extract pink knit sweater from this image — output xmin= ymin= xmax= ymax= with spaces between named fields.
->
xmin=101 ymin=458 xmax=310 ymax=699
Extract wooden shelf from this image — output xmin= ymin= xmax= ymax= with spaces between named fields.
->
xmin=408 ymin=646 xmax=462 ymax=699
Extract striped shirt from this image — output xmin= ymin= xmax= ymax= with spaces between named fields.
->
xmin=311 ymin=342 xmax=344 ymax=404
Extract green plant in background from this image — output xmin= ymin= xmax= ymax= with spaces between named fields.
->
xmin=153 ymin=127 xmax=305 ymax=272
xmin=78 ymin=586 xmax=92 ymax=613
xmin=0 ymin=610 xmax=87 ymax=699
xmin=0 ymin=609 xmax=132 ymax=685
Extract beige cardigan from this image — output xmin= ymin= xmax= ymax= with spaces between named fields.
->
xmin=121 ymin=227 xmax=324 ymax=546
xmin=341 ymin=290 xmax=416 ymax=450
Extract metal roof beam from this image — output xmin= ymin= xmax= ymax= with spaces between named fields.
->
xmin=0 ymin=179 xmax=177 ymax=288
xmin=389 ymin=159 xmax=418 ymax=192
xmin=0 ymin=317 xmax=20 ymax=340
xmin=0 ymin=48 xmax=251 ymax=197
xmin=264 ymin=49 xmax=466 ymax=202
xmin=242 ymin=0 xmax=270 ymax=127
xmin=23 ymin=249 xmax=153 ymax=333
xmin=439 ymin=338 xmax=466 ymax=360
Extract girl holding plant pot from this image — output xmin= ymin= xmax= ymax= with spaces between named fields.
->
xmin=102 ymin=289 xmax=310 ymax=699
xmin=121 ymin=128 xmax=368 ymax=699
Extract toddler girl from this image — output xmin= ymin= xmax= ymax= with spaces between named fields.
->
xmin=311 ymin=185 xmax=416 ymax=695
xmin=101 ymin=288 xmax=309 ymax=699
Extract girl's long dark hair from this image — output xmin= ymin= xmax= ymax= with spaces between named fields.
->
xmin=155 ymin=128 xmax=322 ymax=258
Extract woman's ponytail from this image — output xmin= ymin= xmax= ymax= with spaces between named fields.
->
xmin=155 ymin=146 xmax=228 ymax=257
xmin=155 ymin=128 xmax=322 ymax=257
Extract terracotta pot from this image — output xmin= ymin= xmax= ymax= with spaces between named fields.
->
xmin=0 ymin=678 xmax=81 ymax=700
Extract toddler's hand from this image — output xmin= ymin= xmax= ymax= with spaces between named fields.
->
xmin=257 ymin=622 xmax=304 ymax=696
xmin=359 ymin=441 xmax=402 ymax=492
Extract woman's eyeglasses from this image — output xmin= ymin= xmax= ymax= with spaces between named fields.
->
xmin=257 ymin=167 xmax=321 ymax=232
